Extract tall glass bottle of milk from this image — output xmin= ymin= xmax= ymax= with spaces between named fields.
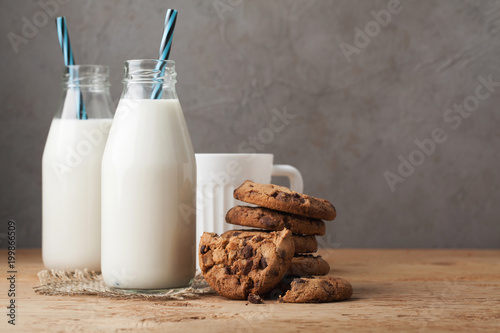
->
xmin=101 ymin=60 xmax=196 ymax=290
xmin=42 ymin=65 xmax=114 ymax=271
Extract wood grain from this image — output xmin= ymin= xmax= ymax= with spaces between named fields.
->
xmin=1 ymin=249 xmax=499 ymax=332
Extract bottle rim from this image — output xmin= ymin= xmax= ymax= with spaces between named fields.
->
xmin=62 ymin=65 xmax=110 ymax=87
xmin=123 ymin=59 xmax=176 ymax=83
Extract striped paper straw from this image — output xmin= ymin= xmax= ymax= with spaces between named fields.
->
xmin=151 ymin=9 xmax=178 ymax=99
xmin=56 ymin=17 xmax=87 ymax=119
xmin=160 ymin=9 xmax=178 ymax=61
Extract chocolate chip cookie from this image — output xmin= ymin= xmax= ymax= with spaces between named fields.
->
xmin=226 ymin=206 xmax=326 ymax=236
xmin=233 ymin=180 xmax=336 ymax=220
xmin=281 ymin=276 xmax=353 ymax=303
xmin=292 ymin=234 xmax=318 ymax=254
xmin=223 ymin=230 xmax=316 ymax=254
xmin=287 ymin=254 xmax=330 ymax=276
xmin=199 ymin=229 xmax=294 ymax=300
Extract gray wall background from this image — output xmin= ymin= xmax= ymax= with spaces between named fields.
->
xmin=1 ymin=0 xmax=499 ymax=248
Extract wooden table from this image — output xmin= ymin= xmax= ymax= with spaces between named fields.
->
xmin=1 ymin=249 xmax=499 ymax=332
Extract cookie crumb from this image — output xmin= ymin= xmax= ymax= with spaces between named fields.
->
xmin=247 ymin=294 xmax=263 ymax=304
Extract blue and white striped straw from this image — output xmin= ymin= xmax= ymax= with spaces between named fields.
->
xmin=159 ymin=9 xmax=178 ymax=61
xmin=56 ymin=16 xmax=87 ymax=119
xmin=151 ymin=9 xmax=178 ymax=100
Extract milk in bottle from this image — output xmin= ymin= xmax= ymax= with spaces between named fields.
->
xmin=101 ymin=60 xmax=196 ymax=290
xmin=42 ymin=65 xmax=114 ymax=271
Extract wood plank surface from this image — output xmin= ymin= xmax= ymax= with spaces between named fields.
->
xmin=1 ymin=249 xmax=499 ymax=332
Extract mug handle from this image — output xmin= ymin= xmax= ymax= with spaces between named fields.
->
xmin=271 ymin=165 xmax=304 ymax=193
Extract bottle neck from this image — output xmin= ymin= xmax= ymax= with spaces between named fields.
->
xmin=120 ymin=59 xmax=178 ymax=100
xmin=121 ymin=79 xmax=177 ymax=100
xmin=56 ymin=65 xmax=114 ymax=120
xmin=62 ymin=65 xmax=110 ymax=90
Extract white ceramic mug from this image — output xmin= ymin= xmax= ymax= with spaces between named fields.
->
xmin=195 ymin=153 xmax=303 ymax=268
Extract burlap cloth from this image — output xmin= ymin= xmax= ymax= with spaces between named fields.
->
xmin=34 ymin=269 xmax=215 ymax=299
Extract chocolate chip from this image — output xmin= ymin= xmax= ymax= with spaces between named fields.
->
xmin=292 ymin=193 xmax=305 ymax=203
xmin=259 ymin=216 xmax=276 ymax=228
xmin=276 ymin=192 xmax=289 ymax=201
xmin=242 ymin=244 xmax=253 ymax=258
xmin=232 ymin=231 xmax=241 ymax=237
xmin=253 ymin=235 xmax=263 ymax=242
xmin=224 ymin=266 xmax=231 ymax=275
xmin=247 ymin=294 xmax=263 ymax=304
xmin=200 ymin=245 xmax=208 ymax=254
xmin=260 ymin=257 xmax=268 ymax=269
xmin=278 ymin=249 xmax=287 ymax=259
xmin=294 ymin=278 xmax=306 ymax=284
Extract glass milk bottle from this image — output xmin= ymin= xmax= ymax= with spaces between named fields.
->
xmin=42 ymin=65 xmax=114 ymax=271
xmin=101 ymin=60 xmax=196 ymax=290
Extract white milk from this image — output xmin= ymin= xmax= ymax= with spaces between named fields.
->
xmin=101 ymin=99 xmax=196 ymax=290
xmin=42 ymin=118 xmax=112 ymax=271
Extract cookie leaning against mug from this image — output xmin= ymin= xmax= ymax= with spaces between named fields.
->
xmin=199 ymin=229 xmax=294 ymax=300
xmin=233 ymin=180 xmax=336 ymax=221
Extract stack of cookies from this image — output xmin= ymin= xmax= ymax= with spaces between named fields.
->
xmin=199 ymin=180 xmax=352 ymax=303
xmin=227 ymin=180 xmax=336 ymax=278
